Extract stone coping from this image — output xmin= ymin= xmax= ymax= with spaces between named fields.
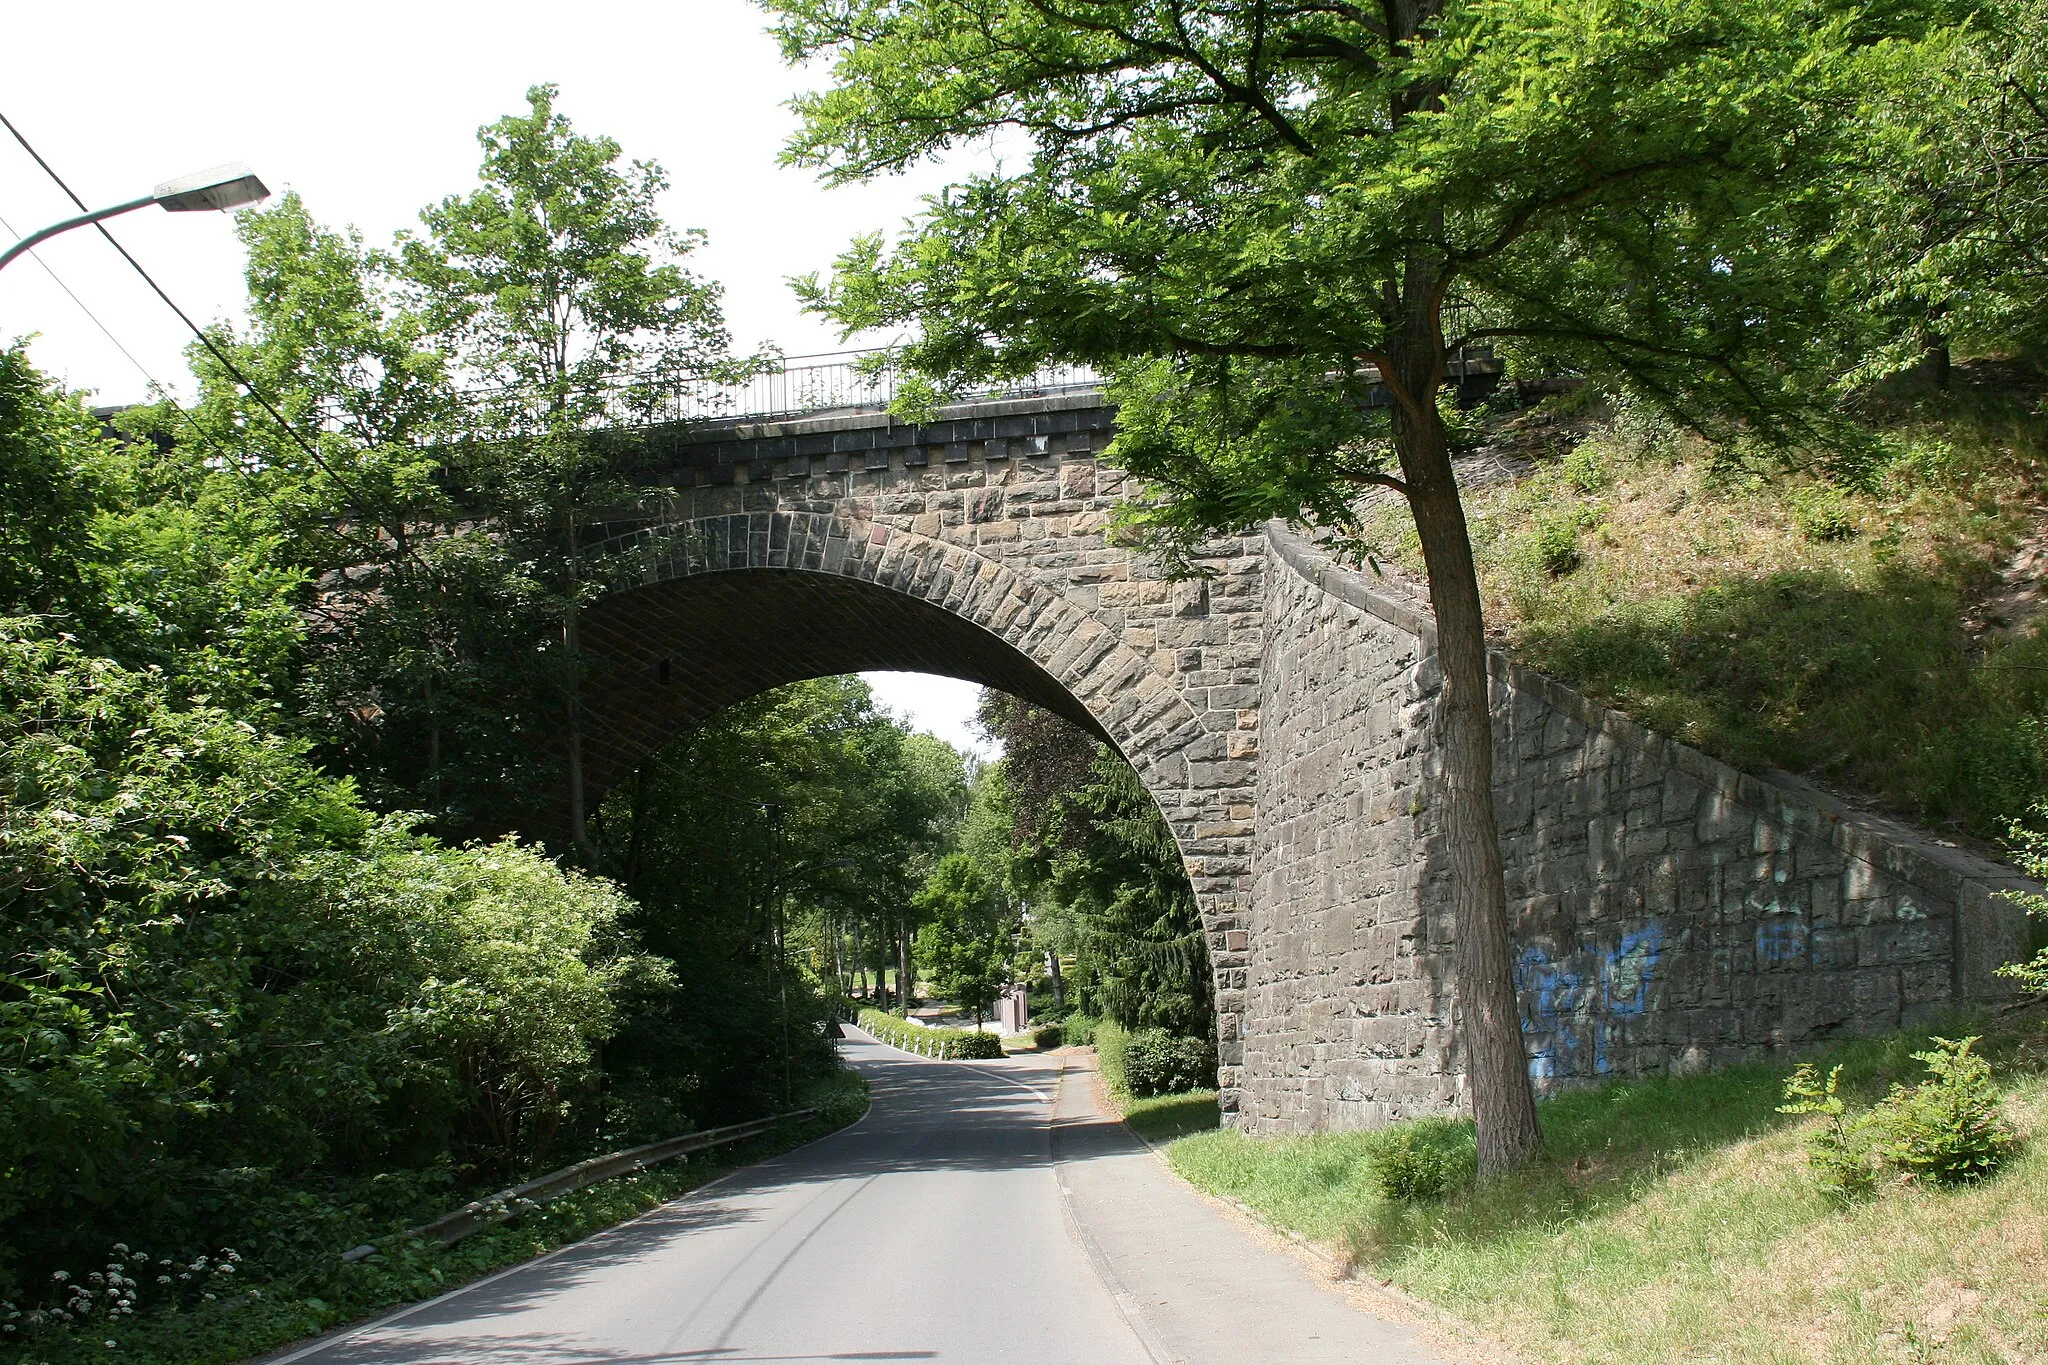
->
xmin=1263 ymin=519 xmax=2039 ymax=999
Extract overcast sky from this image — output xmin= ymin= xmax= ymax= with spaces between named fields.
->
xmin=0 ymin=0 xmax=1000 ymax=759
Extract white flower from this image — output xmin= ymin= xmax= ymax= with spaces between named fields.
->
xmin=112 ymin=1245 xmax=128 ymax=1254
xmin=201 ymin=1293 xmax=216 ymax=1302
xmin=156 ymin=1277 xmax=171 ymax=1286
xmin=105 ymin=1340 xmax=117 ymax=1349
xmin=218 ymin=1265 xmax=234 ymax=1275
xmin=51 ymin=1272 xmax=69 ymax=1283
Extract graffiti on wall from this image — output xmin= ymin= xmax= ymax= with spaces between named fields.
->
xmin=1517 ymin=923 xmax=1666 ymax=1085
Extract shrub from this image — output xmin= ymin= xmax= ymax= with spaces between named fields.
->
xmin=1780 ymin=1036 xmax=2016 ymax=1199
xmin=1787 ymin=483 xmax=1859 ymax=542
xmin=1368 ymin=1119 xmax=1478 ymax=1201
xmin=1095 ymin=1019 xmax=1131 ymax=1095
xmin=1122 ymin=1029 xmax=1217 ymax=1098
xmin=1871 ymin=1037 xmax=2016 ymax=1185
xmin=1560 ymin=442 xmax=1612 ymax=494
xmin=856 ymin=1009 xmax=1004 ymax=1060
xmin=1527 ymin=512 xmax=1586 ymax=576
xmin=1778 ymin=1063 xmax=1880 ymax=1201
xmin=1062 ymin=1015 xmax=1100 ymax=1048
xmin=1033 ymin=1023 xmax=1065 ymax=1049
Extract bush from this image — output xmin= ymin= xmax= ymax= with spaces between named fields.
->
xmin=1561 ymin=442 xmax=1611 ymax=494
xmin=1778 ymin=1063 xmax=1880 ymax=1201
xmin=1873 ymin=1037 xmax=2016 ymax=1185
xmin=1033 ymin=1023 xmax=1065 ymax=1049
xmin=1787 ymin=483 xmax=1859 ymax=542
xmin=1122 ymin=1028 xmax=1218 ymax=1098
xmin=856 ymin=1009 xmax=1004 ymax=1060
xmin=1780 ymin=1036 xmax=2017 ymax=1199
xmin=1061 ymin=1015 xmax=1100 ymax=1048
xmin=1368 ymin=1118 xmax=1478 ymax=1201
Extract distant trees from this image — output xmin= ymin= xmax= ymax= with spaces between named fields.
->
xmin=590 ymin=676 xmax=967 ymax=1120
xmin=973 ymin=695 xmax=1211 ymax=1039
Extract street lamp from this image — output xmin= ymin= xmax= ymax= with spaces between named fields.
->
xmin=0 ymin=162 xmax=270 ymax=273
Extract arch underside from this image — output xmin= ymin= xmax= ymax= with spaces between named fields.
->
xmin=577 ymin=567 xmax=1111 ymax=810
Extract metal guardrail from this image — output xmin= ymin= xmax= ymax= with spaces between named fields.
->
xmin=339 ymin=1107 xmax=819 ymax=1260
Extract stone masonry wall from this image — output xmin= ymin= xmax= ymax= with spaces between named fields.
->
xmin=1241 ymin=524 xmax=2038 ymax=1135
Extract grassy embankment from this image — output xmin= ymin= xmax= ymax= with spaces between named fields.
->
xmin=1364 ymin=366 xmax=2048 ymax=844
xmin=16 ymin=1070 xmax=868 ymax=1365
xmin=1135 ymin=1018 xmax=2047 ymax=1363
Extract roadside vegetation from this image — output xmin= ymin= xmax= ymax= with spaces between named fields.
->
xmin=1162 ymin=1015 xmax=2047 ymax=1364
xmin=2 ymin=1073 xmax=867 ymax=1365
xmin=0 ymin=92 xmax=943 ymax=1362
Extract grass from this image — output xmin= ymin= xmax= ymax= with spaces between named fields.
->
xmin=1123 ymin=1090 xmax=1223 ymax=1144
xmin=1364 ymin=365 xmax=2048 ymax=843
xmin=1162 ymin=1015 xmax=2048 ymax=1364
xmin=11 ymin=1069 xmax=870 ymax=1365
xmin=1090 ymin=1018 xmax=1224 ymax=1143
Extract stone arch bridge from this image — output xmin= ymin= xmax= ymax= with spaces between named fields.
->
xmin=569 ymin=386 xmax=2031 ymax=1134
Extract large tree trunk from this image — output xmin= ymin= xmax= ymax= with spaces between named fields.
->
xmin=1045 ymin=948 xmax=1065 ymax=1009
xmin=1385 ymin=323 xmax=1542 ymax=1178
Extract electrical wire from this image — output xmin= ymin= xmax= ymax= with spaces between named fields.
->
xmin=0 ymin=207 xmax=172 ymax=398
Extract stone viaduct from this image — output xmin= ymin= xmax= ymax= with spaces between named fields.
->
xmin=569 ymin=388 xmax=2035 ymax=1134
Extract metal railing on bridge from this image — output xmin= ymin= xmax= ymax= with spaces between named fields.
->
xmin=450 ymin=350 xmax=1104 ymax=434
xmin=659 ymin=349 xmax=1102 ymax=425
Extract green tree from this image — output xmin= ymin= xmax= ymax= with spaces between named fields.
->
xmin=590 ymin=677 xmax=967 ymax=1121
xmin=403 ymin=83 xmax=751 ymax=853
xmin=1859 ymin=0 xmax=2048 ymax=371
xmin=767 ymin=0 xmax=1950 ymax=1172
xmin=979 ymin=695 xmax=1210 ymax=1034
xmin=913 ymin=853 xmax=1017 ymax=1026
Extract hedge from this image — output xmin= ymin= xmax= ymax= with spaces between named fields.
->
xmin=856 ymin=1008 xmax=1006 ymax=1059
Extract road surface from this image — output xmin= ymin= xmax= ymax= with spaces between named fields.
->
xmin=267 ymin=1026 xmax=1448 ymax=1364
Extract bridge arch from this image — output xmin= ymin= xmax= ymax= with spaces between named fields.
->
xmin=575 ymin=503 xmax=1260 ymax=1096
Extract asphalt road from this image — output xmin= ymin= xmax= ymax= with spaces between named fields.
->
xmin=268 ymin=1029 xmax=1446 ymax=1365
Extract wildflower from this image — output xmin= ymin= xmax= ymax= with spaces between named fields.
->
xmin=111 ymin=1245 xmax=128 ymax=1255
xmin=219 ymin=1265 xmax=234 ymax=1275
xmin=51 ymin=1272 xmax=69 ymax=1283
xmin=202 ymin=1293 xmax=216 ymax=1302
xmin=156 ymin=1277 xmax=170 ymax=1286
xmin=105 ymin=1341 xmax=117 ymax=1349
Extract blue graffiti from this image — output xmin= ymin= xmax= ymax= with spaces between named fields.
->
xmin=1756 ymin=914 xmax=1808 ymax=966
xmin=1519 ymin=922 xmax=1665 ymax=1085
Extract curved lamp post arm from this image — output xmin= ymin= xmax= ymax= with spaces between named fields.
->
xmin=0 ymin=195 xmax=154 ymax=272
xmin=0 ymin=162 xmax=269 ymax=274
